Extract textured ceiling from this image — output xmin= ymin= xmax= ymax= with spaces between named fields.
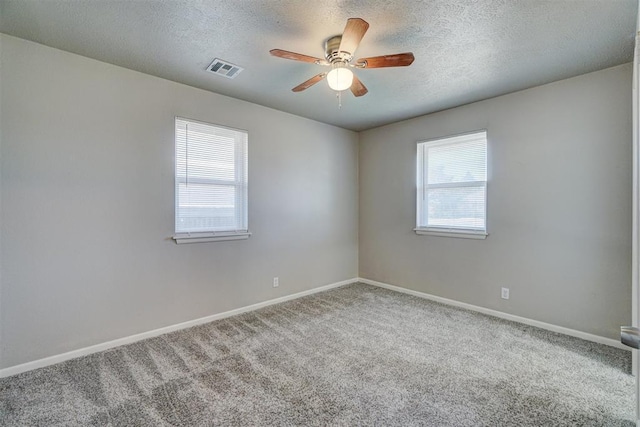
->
xmin=0 ymin=0 xmax=637 ymax=131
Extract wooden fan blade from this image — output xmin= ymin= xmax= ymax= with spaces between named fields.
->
xmin=338 ymin=18 xmax=369 ymax=55
xmin=355 ymin=52 xmax=415 ymax=68
xmin=350 ymin=75 xmax=368 ymax=97
xmin=292 ymin=72 xmax=328 ymax=92
xmin=270 ymin=49 xmax=324 ymax=64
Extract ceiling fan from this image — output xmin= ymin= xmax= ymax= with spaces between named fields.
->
xmin=270 ymin=18 xmax=415 ymax=97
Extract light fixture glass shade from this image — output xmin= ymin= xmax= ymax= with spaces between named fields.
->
xmin=327 ymin=67 xmax=354 ymax=91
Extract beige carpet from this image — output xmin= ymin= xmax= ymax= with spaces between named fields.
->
xmin=0 ymin=283 xmax=634 ymax=426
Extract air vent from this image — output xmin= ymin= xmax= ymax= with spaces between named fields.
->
xmin=207 ymin=58 xmax=244 ymax=79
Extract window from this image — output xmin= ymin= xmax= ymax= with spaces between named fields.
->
xmin=173 ymin=117 xmax=249 ymax=244
xmin=415 ymin=130 xmax=487 ymax=239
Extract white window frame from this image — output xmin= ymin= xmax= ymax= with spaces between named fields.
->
xmin=415 ymin=130 xmax=488 ymax=240
xmin=173 ymin=117 xmax=250 ymax=244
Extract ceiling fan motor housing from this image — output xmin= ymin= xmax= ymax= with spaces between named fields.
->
xmin=325 ymin=35 xmax=353 ymax=64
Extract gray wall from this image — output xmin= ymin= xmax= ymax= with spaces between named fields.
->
xmin=0 ymin=35 xmax=359 ymax=368
xmin=359 ymin=63 xmax=632 ymax=340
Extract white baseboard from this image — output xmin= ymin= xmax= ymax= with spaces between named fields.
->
xmin=0 ymin=278 xmax=358 ymax=378
xmin=359 ymin=277 xmax=628 ymax=351
xmin=2 ymin=276 xmax=626 ymax=378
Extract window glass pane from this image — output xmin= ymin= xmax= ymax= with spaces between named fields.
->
xmin=176 ymin=183 xmax=238 ymax=232
xmin=428 ymin=139 xmax=486 ymax=184
xmin=426 ymin=186 xmax=486 ymax=229
xmin=176 ymin=127 xmax=236 ymax=182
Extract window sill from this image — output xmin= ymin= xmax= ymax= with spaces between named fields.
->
xmin=173 ymin=231 xmax=251 ymax=244
xmin=414 ymin=228 xmax=488 ymax=240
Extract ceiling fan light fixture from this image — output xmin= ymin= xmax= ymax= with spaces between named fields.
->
xmin=327 ymin=67 xmax=354 ymax=91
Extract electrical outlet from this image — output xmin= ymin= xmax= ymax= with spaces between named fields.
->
xmin=501 ymin=287 xmax=510 ymax=300
xmin=273 ymin=277 xmax=279 ymax=288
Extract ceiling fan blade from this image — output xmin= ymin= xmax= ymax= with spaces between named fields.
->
xmin=350 ymin=75 xmax=368 ymax=97
xmin=292 ymin=72 xmax=328 ymax=92
xmin=270 ymin=49 xmax=325 ymax=64
xmin=338 ymin=18 xmax=369 ymax=55
xmin=355 ymin=52 xmax=415 ymax=68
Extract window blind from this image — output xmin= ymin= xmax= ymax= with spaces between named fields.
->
xmin=175 ymin=118 xmax=248 ymax=235
xmin=417 ymin=131 xmax=487 ymax=232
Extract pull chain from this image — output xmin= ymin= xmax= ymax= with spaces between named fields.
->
xmin=185 ymin=123 xmax=189 ymax=187
xmin=337 ymin=90 xmax=342 ymax=109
